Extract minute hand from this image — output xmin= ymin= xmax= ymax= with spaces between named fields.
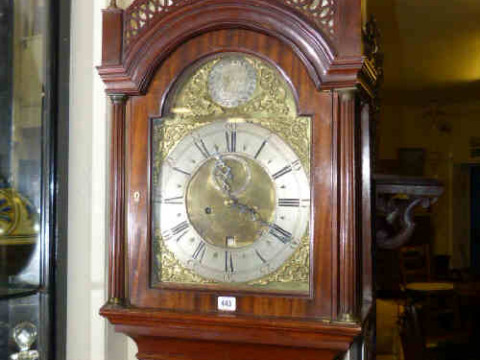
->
xmin=229 ymin=198 xmax=262 ymax=222
xmin=230 ymin=199 xmax=292 ymax=243
xmin=213 ymin=154 xmax=271 ymax=226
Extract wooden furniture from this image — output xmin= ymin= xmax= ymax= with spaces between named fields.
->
xmin=399 ymin=244 xmax=432 ymax=285
xmin=400 ymin=297 xmax=472 ymax=360
xmin=374 ymin=175 xmax=444 ymax=250
xmin=399 ymin=303 xmax=427 ymax=360
xmin=98 ymin=1 xmax=381 ymax=359
xmin=399 ymin=244 xmax=460 ymax=335
xmin=374 ymin=175 xmax=444 ymax=296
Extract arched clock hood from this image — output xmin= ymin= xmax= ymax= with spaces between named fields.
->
xmin=98 ymin=0 xmax=365 ymax=94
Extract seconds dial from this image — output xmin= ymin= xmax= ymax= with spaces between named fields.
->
xmin=154 ymin=119 xmax=310 ymax=283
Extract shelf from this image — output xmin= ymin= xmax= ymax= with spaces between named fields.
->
xmin=0 ymin=283 xmax=40 ymax=300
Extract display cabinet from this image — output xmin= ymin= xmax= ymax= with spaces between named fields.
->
xmin=99 ymin=1 xmax=381 ymax=359
xmin=0 ymin=0 xmax=69 ymax=359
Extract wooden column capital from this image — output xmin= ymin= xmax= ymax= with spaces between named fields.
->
xmin=336 ymin=87 xmax=357 ymax=100
xmin=109 ymin=93 xmax=128 ymax=104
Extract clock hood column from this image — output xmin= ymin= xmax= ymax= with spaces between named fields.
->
xmin=335 ymin=88 xmax=359 ymax=322
xmin=108 ymin=93 xmax=128 ymax=306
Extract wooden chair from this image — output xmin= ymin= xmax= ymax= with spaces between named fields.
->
xmin=399 ymin=244 xmax=431 ymax=286
xmin=398 ymin=244 xmax=463 ymax=343
xmin=400 ymin=303 xmax=472 ymax=360
xmin=399 ymin=303 xmax=428 ymax=360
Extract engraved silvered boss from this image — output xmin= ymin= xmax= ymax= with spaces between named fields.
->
xmin=208 ymin=56 xmax=257 ymax=108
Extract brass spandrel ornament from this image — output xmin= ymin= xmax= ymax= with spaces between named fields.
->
xmin=151 ymin=54 xmax=311 ymax=292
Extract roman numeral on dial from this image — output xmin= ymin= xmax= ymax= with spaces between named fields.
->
xmin=225 ymin=124 xmax=237 ymax=152
xmin=172 ymin=167 xmax=191 ymax=176
xmin=192 ymin=241 xmax=206 ymax=262
xmin=225 ymin=251 xmax=234 ymax=272
xmin=291 ymin=159 xmax=302 ymax=170
xmin=255 ymin=249 xmax=267 ymax=263
xmin=272 ymin=160 xmax=302 ymax=180
xmin=254 ymin=140 xmax=267 ymax=159
xmin=171 ymin=221 xmax=189 ymax=235
xmin=272 ymin=165 xmax=292 ymax=180
xmin=278 ymin=198 xmax=300 ymax=207
xmin=269 ymin=224 xmax=292 ymax=244
xmin=163 ymin=196 xmax=184 ymax=205
xmin=193 ymin=136 xmax=210 ymax=159
xmin=162 ymin=221 xmax=189 ymax=241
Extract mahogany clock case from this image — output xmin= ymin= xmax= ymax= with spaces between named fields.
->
xmin=99 ymin=0 xmax=377 ymax=358
xmin=127 ymin=30 xmax=334 ymax=319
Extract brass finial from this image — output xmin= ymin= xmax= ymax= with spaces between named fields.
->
xmin=109 ymin=0 xmax=118 ymax=9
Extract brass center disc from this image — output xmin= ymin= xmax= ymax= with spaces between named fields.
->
xmin=186 ymin=154 xmax=275 ymax=249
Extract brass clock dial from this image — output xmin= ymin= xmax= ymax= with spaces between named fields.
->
xmin=152 ymin=53 xmax=311 ymax=290
xmin=155 ymin=120 xmax=310 ymax=283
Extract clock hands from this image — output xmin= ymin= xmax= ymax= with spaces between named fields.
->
xmin=212 ymin=153 xmax=263 ymax=222
xmin=212 ymin=153 xmax=285 ymax=242
xmin=229 ymin=198 xmax=263 ymax=223
xmin=230 ymin=199 xmax=293 ymax=244
xmin=213 ymin=153 xmax=257 ymax=219
xmin=213 ymin=153 xmax=234 ymax=194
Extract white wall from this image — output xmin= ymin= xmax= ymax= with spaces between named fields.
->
xmin=68 ymin=0 xmax=136 ymax=359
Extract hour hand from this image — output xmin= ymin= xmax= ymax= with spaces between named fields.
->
xmin=212 ymin=154 xmax=234 ymax=195
xmin=229 ymin=199 xmax=264 ymax=223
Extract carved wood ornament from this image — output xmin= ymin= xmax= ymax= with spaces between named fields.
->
xmin=375 ymin=175 xmax=444 ymax=250
xmin=99 ymin=0 xmax=379 ymax=359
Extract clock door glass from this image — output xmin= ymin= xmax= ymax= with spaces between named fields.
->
xmin=151 ymin=54 xmax=312 ymax=293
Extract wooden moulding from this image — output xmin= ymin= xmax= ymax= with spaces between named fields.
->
xmin=99 ymin=0 xmax=364 ymax=95
xmin=101 ymin=305 xmax=361 ymax=359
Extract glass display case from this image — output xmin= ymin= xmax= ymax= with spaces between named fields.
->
xmin=0 ymin=0 xmax=69 ymax=359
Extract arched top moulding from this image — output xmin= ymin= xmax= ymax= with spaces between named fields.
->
xmin=99 ymin=0 xmax=364 ymax=95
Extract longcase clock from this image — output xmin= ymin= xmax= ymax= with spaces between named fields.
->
xmin=99 ymin=0 xmax=381 ymax=359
